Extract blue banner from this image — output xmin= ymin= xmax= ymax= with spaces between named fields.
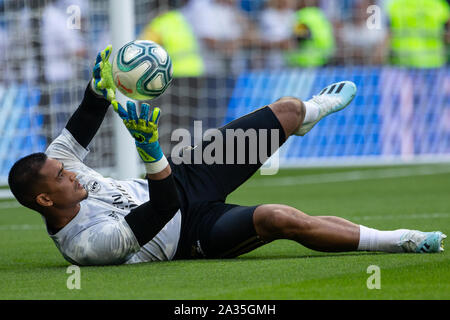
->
xmin=226 ymin=67 xmax=450 ymax=165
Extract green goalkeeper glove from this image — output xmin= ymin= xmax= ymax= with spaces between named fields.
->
xmin=116 ymin=101 xmax=168 ymax=174
xmin=91 ymin=45 xmax=120 ymax=110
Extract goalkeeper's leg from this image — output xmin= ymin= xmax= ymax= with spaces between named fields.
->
xmin=254 ymin=205 xmax=446 ymax=253
xmin=177 ymin=81 xmax=356 ymax=201
xmin=172 ymin=101 xmax=295 ymax=203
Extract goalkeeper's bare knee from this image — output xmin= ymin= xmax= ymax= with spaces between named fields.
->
xmin=253 ymin=204 xmax=313 ymax=241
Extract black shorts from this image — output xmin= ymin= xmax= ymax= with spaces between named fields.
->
xmin=169 ymin=106 xmax=286 ymax=259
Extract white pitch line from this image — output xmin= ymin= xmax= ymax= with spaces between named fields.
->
xmin=249 ymin=165 xmax=450 ymax=187
xmin=0 ymin=189 xmax=13 ymax=199
xmin=0 ymin=201 xmax=21 ymax=209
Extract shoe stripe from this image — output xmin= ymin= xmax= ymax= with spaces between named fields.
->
xmin=335 ymin=82 xmax=345 ymax=94
xmin=319 ymin=88 xmax=328 ymax=95
xmin=327 ymin=84 xmax=337 ymax=94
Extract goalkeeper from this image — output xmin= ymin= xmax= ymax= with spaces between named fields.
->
xmin=8 ymin=46 xmax=446 ymax=266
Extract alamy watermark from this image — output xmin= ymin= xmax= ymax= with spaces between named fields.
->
xmin=66 ymin=4 xmax=81 ymax=30
xmin=66 ymin=265 xmax=81 ymax=290
xmin=366 ymin=265 xmax=381 ymax=289
xmin=366 ymin=5 xmax=383 ymax=30
xmin=170 ymin=121 xmax=280 ymax=175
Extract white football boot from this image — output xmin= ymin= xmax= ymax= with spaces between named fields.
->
xmin=398 ymin=230 xmax=446 ymax=253
xmin=297 ymin=81 xmax=357 ymax=136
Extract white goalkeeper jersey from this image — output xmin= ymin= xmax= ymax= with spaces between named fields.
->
xmin=45 ymin=129 xmax=182 ymax=266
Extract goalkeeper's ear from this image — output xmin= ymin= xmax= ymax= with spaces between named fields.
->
xmin=36 ymin=193 xmax=53 ymax=208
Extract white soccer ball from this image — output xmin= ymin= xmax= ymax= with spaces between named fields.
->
xmin=112 ymin=40 xmax=173 ymax=101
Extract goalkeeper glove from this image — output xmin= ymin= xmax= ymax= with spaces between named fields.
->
xmin=91 ymin=45 xmax=120 ymax=110
xmin=117 ymin=101 xmax=168 ymax=174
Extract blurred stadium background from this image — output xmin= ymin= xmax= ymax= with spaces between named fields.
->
xmin=0 ymin=0 xmax=450 ymax=191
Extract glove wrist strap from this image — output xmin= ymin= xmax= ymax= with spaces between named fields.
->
xmin=144 ymin=156 xmax=169 ymax=175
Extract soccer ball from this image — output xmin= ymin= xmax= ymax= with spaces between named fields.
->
xmin=112 ymin=40 xmax=173 ymax=101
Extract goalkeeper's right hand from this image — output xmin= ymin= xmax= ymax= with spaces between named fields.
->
xmin=91 ymin=45 xmax=120 ymax=111
xmin=116 ymin=101 xmax=168 ymax=174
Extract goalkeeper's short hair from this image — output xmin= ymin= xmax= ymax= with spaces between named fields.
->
xmin=8 ymin=152 xmax=48 ymax=212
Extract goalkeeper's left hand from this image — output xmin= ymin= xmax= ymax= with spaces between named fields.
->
xmin=91 ymin=45 xmax=120 ymax=110
xmin=116 ymin=101 xmax=168 ymax=174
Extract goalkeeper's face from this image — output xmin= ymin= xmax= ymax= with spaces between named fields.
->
xmin=36 ymin=158 xmax=88 ymax=210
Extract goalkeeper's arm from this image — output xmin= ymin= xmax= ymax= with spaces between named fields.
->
xmin=118 ymin=102 xmax=180 ymax=246
xmin=65 ymin=82 xmax=110 ymax=148
xmin=125 ymin=167 xmax=180 ymax=246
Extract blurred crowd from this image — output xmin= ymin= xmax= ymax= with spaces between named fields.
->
xmin=0 ymin=0 xmax=90 ymax=85
xmin=0 ymin=0 xmax=450 ymax=84
xmin=143 ymin=0 xmax=450 ymax=77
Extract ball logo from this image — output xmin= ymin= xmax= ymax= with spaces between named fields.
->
xmin=116 ymin=76 xmax=133 ymax=94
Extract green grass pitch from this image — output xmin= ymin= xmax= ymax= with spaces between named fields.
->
xmin=1 ymin=164 xmax=449 ymax=300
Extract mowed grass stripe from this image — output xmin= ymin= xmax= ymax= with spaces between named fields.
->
xmin=248 ymin=164 xmax=450 ymax=187
xmin=205 ymin=261 xmax=450 ymax=300
xmin=2 ymin=249 xmax=447 ymax=299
